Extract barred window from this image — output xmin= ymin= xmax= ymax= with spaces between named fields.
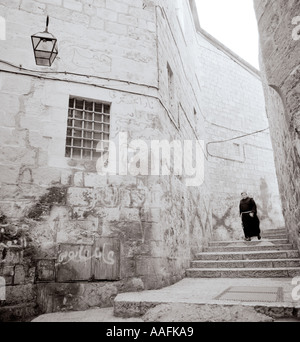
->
xmin=65 ymin=97 xmax=111 ymax=160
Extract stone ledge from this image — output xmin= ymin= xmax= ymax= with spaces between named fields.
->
xmin=207 ymin=244 xmax=294 ymax=252
xmin=195 ymin=250 xmax=300 ymax=261
xmin=114 ymin=300 xmax=300 ymax=321
xmin=186 ymin=267 xmax=300 ymax=278
xmin=113 ymin=277 xmax=300 ymax=320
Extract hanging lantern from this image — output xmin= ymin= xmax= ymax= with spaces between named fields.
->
xmin=31 ymin=16 xmax=58 ymax=67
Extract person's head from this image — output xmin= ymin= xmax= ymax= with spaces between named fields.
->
xmin=241 ymin=192 xmax=248 ymax=200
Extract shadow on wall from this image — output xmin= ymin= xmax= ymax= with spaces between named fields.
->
xmin=212 ymin=178 xmax=284 ymax=241
xmin=258 ymin=178 xmax=273 ymax=222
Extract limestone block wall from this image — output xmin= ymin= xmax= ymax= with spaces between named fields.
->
xmin=0 ymin=0 xmax=287 ymax=318
xmin=254 ymin=0 xmax=300 ymax=252
xmin=0 ymin=0 xmax=212 ymax=315
xmin=195 ymin=29 xmax=284 ymax=241
xmin=154 ymin=0 xmax=212 ymax=257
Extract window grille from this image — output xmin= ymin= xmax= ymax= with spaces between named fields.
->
xmin=65 ymin=98 xmax=111 ymax=160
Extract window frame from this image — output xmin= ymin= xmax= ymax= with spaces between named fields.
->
xmin=65 ymin=97 xmax=111 ymax=161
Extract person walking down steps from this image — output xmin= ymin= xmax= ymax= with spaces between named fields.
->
xmin=239 ymin=192 xmax=261 ymax=242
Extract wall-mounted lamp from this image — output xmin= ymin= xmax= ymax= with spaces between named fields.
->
xmin=31 ymin=16 xmax=58 ymax=67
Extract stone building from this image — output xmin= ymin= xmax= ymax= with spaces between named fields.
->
xmin=254 ymin=0 xmax=300 ymax=255
xmin=0 ymin=0 xmax=283 ymax=319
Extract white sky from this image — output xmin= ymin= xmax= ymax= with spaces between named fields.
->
xmin=195 ymin=0 xmax=260 ymax=69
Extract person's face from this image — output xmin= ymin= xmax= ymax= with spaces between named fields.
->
xmin=241 ymin=193 xmax=248 ymax=200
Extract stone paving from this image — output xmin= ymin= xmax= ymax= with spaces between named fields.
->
xmin=32 ymin=277 xmax=300 ymax=322
xmin=32 ymin=307 xmax=143 ymax=323
xmin=113 ymin=278 xmax=300 ymax=318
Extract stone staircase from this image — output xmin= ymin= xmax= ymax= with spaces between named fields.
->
xmin=111 ymin=228 xmax=300 ymax=321
xmin=186 ymin=228 xmax=300 ymax=278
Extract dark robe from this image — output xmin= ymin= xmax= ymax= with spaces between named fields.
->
xmin=239 ymin=197 xmax=260 ymax=238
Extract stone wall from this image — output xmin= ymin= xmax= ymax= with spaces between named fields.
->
xmin=195 ymin=29 xmax=284 ymax=241
xmin=0 ymin=0 xmax=213 ymax=317
xmin=0 ymin=0 xmax=285 ymax=319
xmin=254 ymin=0 xmax=300 ymax=252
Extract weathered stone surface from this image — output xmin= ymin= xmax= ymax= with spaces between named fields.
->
xmin=142 ymin=303 xmax=274 ymax=322
xmin=0 ymin=303 xmax=40 ymax=322
xmin=0 ymin=247 xmax=23 ymax=264
xmin=13 ymin=265 xmax=26 ymax=285
xmin=37 ymin=278 xmax=146 ymax=314
xmin=31 ymin=307 xmax=144 ymax=322
xmin=186 ymin=268 xmax=295 ymax=278
xmin=191 ymin=260 xmax=274 ymax=269
xmin=207 ymin=244 xmax=294 ymax=252
xmin=31 ymin=306 xmax=300 ymax=322
xmin=273 ymin=260 xmax=300 ymax=268
xmin=67 ymin=188 xmax=94 ymax=207
xmin=4 ymin=284 xmax=36 ymax=306
xmin=254 ymin=0 xmax=300 ymax=254
xmin=1 ymin=265 xmax=14 ymax=285
xmin=0 ymin=0 xmax=290 ymax=321
xmin=36 ymin=260 xmax=56 ymax=282
xmin=209 ymin=239 xmax=289 ymax=247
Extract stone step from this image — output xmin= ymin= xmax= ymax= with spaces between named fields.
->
xmin=191 ymin=259 xmax=300 ymax=269
xmin=209 ymin=239 xmax=289 ymax=247
xmin=261 ymin=233 xmax=288 ymax=240
xmin=186 ymin=267 xmax=300 ymax=278
xmin=261 ymin=229 xmax=287 ymax=235
xmin=195 ymin=250 xmax=300 ymax=261
xmin=207 ymin=244 xmax=294 ymax=253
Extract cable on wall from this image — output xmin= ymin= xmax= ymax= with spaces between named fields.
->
xmin=206 ymin=127 xmax=270 ymax=163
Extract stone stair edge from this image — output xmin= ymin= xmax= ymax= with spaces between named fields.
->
xmin=197 ymin=250 xmax=298 ymax=255
xmin=207 ymin=245 xmax=294 ymax=252
xmin=186 ymin=267 xmax=300 ymax=271
xmin=191 ymin=258 xmax=300 ymax=263
xmin=208 ymin=244 xmax=293 ymax=247
xmin=263 ymin=230 xmax=287 ymax=232
xmin=113 ymin=300 xmax=300 ymax=321
xmin=209 ymin=239 xmax=289 ymax=244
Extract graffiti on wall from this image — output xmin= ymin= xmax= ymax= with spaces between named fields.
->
xmin=56 ymin=238 xmax=120 ymax=282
